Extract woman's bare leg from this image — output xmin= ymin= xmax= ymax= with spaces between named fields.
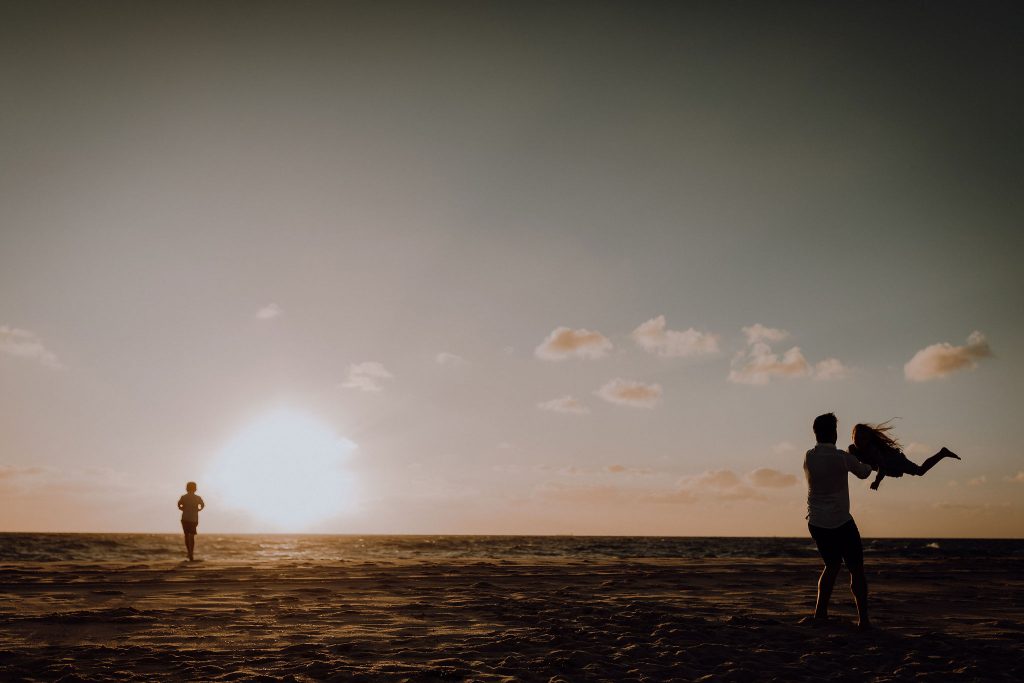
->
xmin=912 ymin=447 xmax=961 ymax=476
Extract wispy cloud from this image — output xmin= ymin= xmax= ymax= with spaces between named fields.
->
xmin=435 ymin=352 xmax=466 ymax=366
xmin=967 ymin=475 xmax=987 ymax=487
xmin=812 ymin=358 xmax=851 ymax=381
xmin=537 ymin=395 xmax=591 ymax=415
xmin=904 ymin=331 xmax=992 ymax=382
xmin=748 ymin=467 xmax=798 ymax=488
xmin=535 ymin=326 xmax=612 ymax=360
xmin=729 ymin=324 xmax=848 ymax=384
xmin=0 ymin=326 xmax=61 ymax=368
xmin=772 ymin=441 xmax=795 ymax=454
xmin=342 ymin=361 xmax=394 ymax=392
xmin=631 ymin=315 xmax=719 ymax=358
xmin=743 ymin=324 xmax=790 ymax=345
xmin=255 ymin=303 xmax=282 ymax=320
xmin=539 ymin=466 xmax=797 ymax=506
xmin=905 ymin=442 xmax=932 ymax=456
xmin=1005 ymin=471 xmax=1024 ymax=483
xmin=596 ymin=378 xmax=662 ymax=408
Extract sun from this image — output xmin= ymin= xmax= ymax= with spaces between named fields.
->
xmin=205 ymin=409 xmax=357 ymax=531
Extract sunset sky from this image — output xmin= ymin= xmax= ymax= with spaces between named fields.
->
xmin=2 ymin=2 xmax=1022 ymax=537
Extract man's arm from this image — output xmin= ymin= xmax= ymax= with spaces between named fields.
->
xmin=198 ymin=496 xmax=205 ymax=511
xmin=843 ymin=451 xmax=873 ymax=479
xmin=177 ymin=496 xmax=184 ymax=510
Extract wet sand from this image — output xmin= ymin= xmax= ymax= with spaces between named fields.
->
xmin=1 ymin=555 xmax=1022 ymax=681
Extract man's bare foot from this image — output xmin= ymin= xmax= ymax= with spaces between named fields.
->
xmin=857 ymin=620 xmax=873 ymax=631
xmin=940 ymin=447 xmax=961 ymax=460
xmin=869 ymin=481 xmax=880 ymax=490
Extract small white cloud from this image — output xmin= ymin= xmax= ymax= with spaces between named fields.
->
xmin=0 ymin=326 xmax=61 ymax=368
xmin=904 ymin=331 xmax=992 ymax=382
xmin=435 ymin=352 xmax=466 ymax=366
xmin=631 ymin=315 xmax=719 ymax=358
xmin=255 ymin=303 xmax=282 ymax=320
xmin=772 ymin=441 xmax=795 ymax=454
xmin=535 ymin=326 xmax=613 ymax=360
xmin=967 ymin=475 xmax=987 ymax=487
xmin=728 ymin=343 xmax=810 ymax=385
xmin=743 ymin=324 xmax=790 ymax=345
xmin=747 ymin=468 xmax=798 ymax=488
xmin=729 ymin=325 xmax=847 ymax=385
xmin=537 ymin=395 xmax=591 ymax=415
xmin=595 ymin=378 xmax=662 ymax=408
xmin=342 ymin=361 xmax=394 ymax=392
xmin=813 ymin=358 xmax=851 ymax=381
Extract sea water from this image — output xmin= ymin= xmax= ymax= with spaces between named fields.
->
xmin=1 ymin=533 xmax=1021 ymax=566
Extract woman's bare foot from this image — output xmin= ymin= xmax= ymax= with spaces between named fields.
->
xmin=940 ymin=447 xmax=961 ymax=460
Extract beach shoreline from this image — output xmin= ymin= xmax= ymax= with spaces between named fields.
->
xmin=2 ymin=545 xmax=1022 ymax=681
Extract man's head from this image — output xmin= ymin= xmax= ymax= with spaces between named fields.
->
xmin=812 ymin=413 xmax=838 ymax=445
xmin=186 ymin=481 xmax=197 ymax=493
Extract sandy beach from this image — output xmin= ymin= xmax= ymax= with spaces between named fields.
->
xmin=1 ymin=539 xmax=1022 ymax=682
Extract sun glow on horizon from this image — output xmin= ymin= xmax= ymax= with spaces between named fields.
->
xmin=205 ymin=409 xmax=358 ymax=531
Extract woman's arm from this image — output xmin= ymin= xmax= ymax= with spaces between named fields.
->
xmin=870 ymin=471 xmax=885 ymax=490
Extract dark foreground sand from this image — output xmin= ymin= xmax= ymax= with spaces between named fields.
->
xmin=1 ymin=555 xmax=1022 ymax=682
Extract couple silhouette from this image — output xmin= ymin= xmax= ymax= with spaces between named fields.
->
xmin=803 ymin=413 xmax=960 ymax=629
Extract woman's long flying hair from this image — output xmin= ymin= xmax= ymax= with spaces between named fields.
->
xmin=853 ymin=420 xmax=904 ymax=457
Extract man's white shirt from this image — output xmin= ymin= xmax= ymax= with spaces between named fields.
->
xmin=803 ymin=443 xmax=872 ymax=529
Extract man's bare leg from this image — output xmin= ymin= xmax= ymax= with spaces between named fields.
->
xmin=814 ymin=564 xmax=841 ymax=621
xmin=849 ymin=562 xmax=870 ymax=629
xmin=185 ymin=533 xmax=195 ymax=561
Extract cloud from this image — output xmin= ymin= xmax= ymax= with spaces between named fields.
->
xmin=904 ymin=331 xmax=992 ymax=382
xmin=255 ymin=303 xmax=282 ymax=320
xmin=675 ymin=469 xmax=759 ymax=501
xmin=342 ymin=361 xmax=394 ymax=392
xmin=435 ymin=352 xmax=466 ymax=366
xmin=538 ymin=466 xmax=795 ymax=506
xmin=0 ymin=464 xmax=47 ymax=486
xmin=747 ymin=468 xmax=798 ymax=488
xmin=967 ymin=475 xmax=987 ymax=487
xmin=537 ymin=395 xmax=591 ymax=415
xmin=813 ymin=358 xmax=851 ymax=381
xmin=595 ymin=378 xmax=662 ymax=408
xmin=631 ymin=315 xmax=719 ymax=358
xmin=537 ymin=482 xmax=630 ymax=504
xmin=772 ymin=441 xmax=795 ymax=454
xmin=743 ymin=324 xmax=790 ymax=345
xmin=905 ymin=442 xmax=932 ymax=456
xmin=729 ymin=324 xmax=848 ymax=384
xmin=1005 ymin=471 xmax=1024 ymax=483
xmin=728 ymin=343 xmax=810 ymax=385
xmin=0 ymin=464 xmax=134 ymax=496
xmin=0 ymin=326 xmax=61 ymax=368
xmin=535 ymin=326 xmax=612 ymax=360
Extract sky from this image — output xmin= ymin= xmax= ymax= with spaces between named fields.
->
xmin=1 ymin=1 xmax=1022 ymax=537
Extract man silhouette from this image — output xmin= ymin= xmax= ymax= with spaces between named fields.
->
xmin=177 ymin=481 xmax=205 ymax=561
xmin=804 ymin=413 xmax=873 ymax=628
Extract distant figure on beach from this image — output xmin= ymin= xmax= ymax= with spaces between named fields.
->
xmin=849 ymin=422 xmax=960 ymax=490
xmin=804 ymin=413 xmax=873 ymax=629
xmin=177 ymin=481 xmax=205 ymax=562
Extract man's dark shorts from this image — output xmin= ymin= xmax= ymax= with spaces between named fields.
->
xmin=808 ymin=519 xmax=863 ymax=567
xmin=181 ymin=520 xmax=198 ymax=534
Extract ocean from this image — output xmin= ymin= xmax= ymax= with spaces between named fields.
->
xmin=2 ymin=533 xmax=1021 ymax=565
